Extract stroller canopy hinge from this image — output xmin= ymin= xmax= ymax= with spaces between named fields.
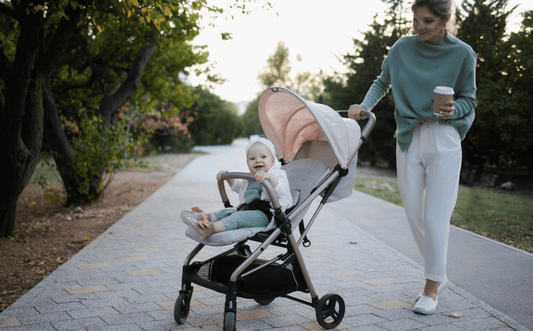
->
xmin=333 ymin=164 xmax=349 ymax=177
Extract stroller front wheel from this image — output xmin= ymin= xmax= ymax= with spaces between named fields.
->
xmin=315 ymin=293 xmax=345 ymax=329
xmin=224 ymin=311 xmax=236 ymax=331
xmin=174 ymin=292 xmax=191 ymax=324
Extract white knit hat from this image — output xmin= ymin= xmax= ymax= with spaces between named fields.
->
xmin=245 ymin=138 xmax=280 ymax=169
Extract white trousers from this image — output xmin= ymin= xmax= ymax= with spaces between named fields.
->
xmin=396 ymin=122 xmax=462 ymax=282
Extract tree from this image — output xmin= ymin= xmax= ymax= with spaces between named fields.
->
xmin=501 ymin=10 xmax=533 ymax=173
xmin=322 ymin=0 xmax=410 ymax=167
xmin=456 ymin=0 xmax=532 ymax=173
xmin=187 ymin=87 xmax=243 ymax=146
xmin=258 ymin=41 xmax=323 ymax=101
xmin=241 ymin=95 xmax=263 ymax=137
xmin=0 ymin=0 xmax=263 ymax=237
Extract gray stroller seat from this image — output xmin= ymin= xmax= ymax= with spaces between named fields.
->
xmin=184 ymin=159 xmax=331 ymax=246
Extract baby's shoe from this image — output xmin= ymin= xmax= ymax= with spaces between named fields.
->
xmin=180 ymin=210 xmax=214 ymax=224
xmin=183 ymin=217 xmax=215 ymax=240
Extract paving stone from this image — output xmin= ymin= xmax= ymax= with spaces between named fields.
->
xmin=17 ymin=311 xmax=73 ymax=325
xmin=50 ymin=316 xmax=107 ymax=331
xmin=0 ymin=317 xmax=21 ymax=327
xmin=377 ymin=318 xmax=429 ymax=331
xmin=64 ymin=285 xmax=110 ymax=295
xmin=75 ymin=262 xmax=114 ymax=269
xmin=235 ymin=308 xmax=276 ymax=321
xmin=361 ymin=278 xmax=400 ymax=286
xmin=34 ymin=302 xmax=86 ymax=314
xmin=116 ymin=256 xmax=152 ymax=262
xmin=99 ymin=312 xmax=155 ymax=325
xmin=368 ymin=299 xmax=413 ymax=310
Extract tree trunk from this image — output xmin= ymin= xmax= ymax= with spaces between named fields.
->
xmin=43 ymin=35 xmax=159 ymax=205
xmin=0 ymin=17 xmax=43 ymax=237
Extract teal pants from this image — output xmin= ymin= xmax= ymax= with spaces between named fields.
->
xmin=214 ymin=208 xmax=269 ymax=231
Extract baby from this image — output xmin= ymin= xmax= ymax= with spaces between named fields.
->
xmin=181 ymin=138 xmax=293 ymax=240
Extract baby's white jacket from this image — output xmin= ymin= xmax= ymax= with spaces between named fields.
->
xmin=230 ymin=168 xmax=293 ymax=212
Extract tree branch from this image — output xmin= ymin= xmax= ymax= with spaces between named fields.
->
xmin=100 ymin=34 xmax=159 ymax=126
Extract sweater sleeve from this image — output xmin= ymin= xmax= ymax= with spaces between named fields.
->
xmin=450 ymin=51 xmax=478 ymax=120
xmin=360 ymin=57 xmax=392 ymax=111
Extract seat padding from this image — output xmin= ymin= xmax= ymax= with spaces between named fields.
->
xmin=184 ymin=159 xmax=331 ymax=246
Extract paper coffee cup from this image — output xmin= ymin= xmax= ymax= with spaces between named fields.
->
xmin=433 ymin=86 xmax=454 ymax=117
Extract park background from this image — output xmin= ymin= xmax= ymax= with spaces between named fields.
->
xmin=0 ymin=0 xmax=532 ymax=317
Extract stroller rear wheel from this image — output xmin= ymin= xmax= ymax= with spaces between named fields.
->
xmin=174 ymin=292 xmax=191 ymax=324
xmin=315 ymin=293 xmax=345 ymax=329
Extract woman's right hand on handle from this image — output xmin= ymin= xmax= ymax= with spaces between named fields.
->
xmin=348 ymin=104 xmax=364 ymax=120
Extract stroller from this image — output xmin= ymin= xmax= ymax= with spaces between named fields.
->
xmin=174 ymin=87 xmax=376 ymax=330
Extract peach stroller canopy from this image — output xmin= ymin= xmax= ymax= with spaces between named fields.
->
xmin=258 ymin=87 xmax=360 ymax=169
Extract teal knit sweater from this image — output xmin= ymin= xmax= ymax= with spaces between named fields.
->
xmin=360 ymin=34 xmax=478 ymax=151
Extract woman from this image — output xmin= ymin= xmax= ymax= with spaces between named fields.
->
xmin=348 ymin=0 xmax=477 ymax=315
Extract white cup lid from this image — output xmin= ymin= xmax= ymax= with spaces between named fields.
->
xmin=434 ymin=86 xmax=454 ymax=95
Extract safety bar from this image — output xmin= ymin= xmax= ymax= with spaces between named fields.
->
xmin=218 ymin=172 xmax=281 ymax=210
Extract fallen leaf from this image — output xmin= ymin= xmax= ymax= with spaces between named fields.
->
xmin=449 ymin=312 xmax=462 ymax=318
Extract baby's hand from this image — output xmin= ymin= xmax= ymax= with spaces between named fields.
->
xmin=254 ymin=172 xmax=271 ymax=183
xmin=216 ymin=170 xmax=228 ymax=181
xmin=255 ymin=172 xmax=278 ymax=187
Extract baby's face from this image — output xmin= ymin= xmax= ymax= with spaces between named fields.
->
xmin=246 ymin=143 xmax=275 ymax=174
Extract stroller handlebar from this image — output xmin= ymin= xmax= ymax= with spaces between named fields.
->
xmin=337 ymin=109 xmax=376 ymax=142
xmin=217 ymin=172 xmax=281 ymax=211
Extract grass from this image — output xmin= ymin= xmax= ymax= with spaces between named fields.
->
xmin=354 ymin=177 xmax=533 ymax=254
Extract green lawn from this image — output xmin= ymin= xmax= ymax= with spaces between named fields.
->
xmin=354 ymin=177 xmax=533 ymax=253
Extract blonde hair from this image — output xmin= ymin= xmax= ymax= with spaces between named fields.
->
xmin=412 ymin=0 xmax=457 ymax=36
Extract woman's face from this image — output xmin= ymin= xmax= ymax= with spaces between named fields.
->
xmin=413 ymin=6 xmax=448 ymax=43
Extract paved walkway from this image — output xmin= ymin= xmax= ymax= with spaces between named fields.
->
xmin=0 ymin=141 xmax=529 ymax=331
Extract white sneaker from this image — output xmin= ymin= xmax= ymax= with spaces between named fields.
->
xmin=415 ymin=278 xmax=449 ymax=301
xmin=413 ymin=295 xmax=438 ymax=315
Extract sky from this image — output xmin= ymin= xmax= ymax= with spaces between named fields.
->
xmin=186 ymin=0 xmax=533 ymax=107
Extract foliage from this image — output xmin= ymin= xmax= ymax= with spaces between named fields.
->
xmin=257 ymin=41 xmax=324 ymax=101
xmin=241 ymin=95 xmax=263 ymax=137
xmin=187 ymin=87 xmax=243 ymax=146
xmin=323 ymin=0 xmax=533 ymax=173
xmin=244 ymin=41 xmax=327 ymax=138
xmin=354 ymin=177 xmax=403 ymax=206
xmin=456 ymin=0 xmax=533 ymax=172
xmin=322 ymin=1 xmax=410 ymax=167
xmin=71 ymin=113 xmax=141 ymax=197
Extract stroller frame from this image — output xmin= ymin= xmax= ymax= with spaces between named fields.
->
xmin=174 ymin=94 xmax=376 ymax=330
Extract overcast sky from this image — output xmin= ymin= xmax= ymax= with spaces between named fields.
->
xmin=186 ymin=0 xmax=532 ymax=105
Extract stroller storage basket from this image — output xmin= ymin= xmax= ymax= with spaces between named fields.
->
xmin=209 ymin=255 xmax=307 ymax=298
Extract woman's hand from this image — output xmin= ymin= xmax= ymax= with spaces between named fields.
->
xmin=348 ymin=104 xmax=364 ymax=120
xmin=434 ymin=100 xmax=455 ymax=119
